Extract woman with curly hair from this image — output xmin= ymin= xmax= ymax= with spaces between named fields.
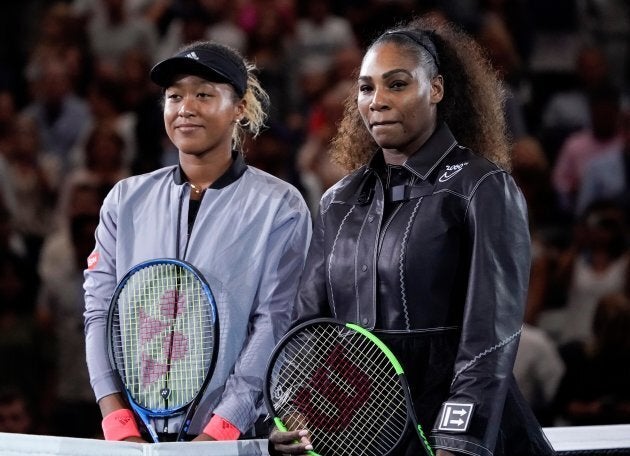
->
xmin=269 ymin=15 xmax=554 ymax=456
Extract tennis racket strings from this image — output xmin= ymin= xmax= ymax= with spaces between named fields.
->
xmin=110 ymin=262 xmax=216 ymax=414
xmin=268 ymin=322 xmax=410 ymax=456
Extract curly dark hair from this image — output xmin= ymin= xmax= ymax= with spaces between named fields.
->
xmin=330 ymin=15 xmax=511 ymax=171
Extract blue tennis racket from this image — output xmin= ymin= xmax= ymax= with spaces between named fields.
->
xmin=107 ymin=258 xmax=219 ymax=442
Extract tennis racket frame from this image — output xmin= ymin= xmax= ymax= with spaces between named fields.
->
xmin=106 ymin=258 xmax=219 ymax=442
xmin=264 ymin=317 xmax=434 ymax=456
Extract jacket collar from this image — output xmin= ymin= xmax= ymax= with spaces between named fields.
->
xmin=334 ymin=123 xmax=458 ymax=205
xmin=367 ymin=122 xmax=458 ymax=181
xmin=173 ymin=150 xmax=247 ymax=189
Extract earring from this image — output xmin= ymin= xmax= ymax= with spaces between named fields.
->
xmin=238 ymin=118 xmax=250 ymax=127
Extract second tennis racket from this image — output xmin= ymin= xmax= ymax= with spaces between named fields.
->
xmin=264 ymin=318 xmax=434 ymax=456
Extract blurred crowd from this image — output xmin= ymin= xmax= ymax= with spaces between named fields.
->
xmin=0 ymin=0 xmax=629 ymax=439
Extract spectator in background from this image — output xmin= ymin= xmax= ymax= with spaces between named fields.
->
xmin=538 ymin=200 xmax=630 ymax=346
xmin=21 ymin=57 xmax=93 ymax=173
xmin=540 ymin=45 xmax=612 ymax=161
xmin=474 ymin=4 xmax=528 ymax=141
xmin=205 ymin=0 xmax=248 ymax=53
xmin=78 ymin=77 xmax=137 ymax=168
xmin=551 ymin=83 xmax=623 ymax=216
xmin=0 ymin=90 xmax=19 ymax=220
xmin=285 ymin=55 xmax=330 ymax=139
xmin=294 ymin=0 xmax=357 ymax=72
xmin=85 ymin=0 xmax=158 ymax=80
xmin=292 ymin=45 xmax=362 ymax=212
xmin=576 ymin=0 xmax=630 ymax=89
xmin=330 ymin=44 xmax=363 ymax=82
xmin=0 ymin=198 xmax=28 ymax=266
xmin=0 ymin=237 xmax=49 ymax=427
xmin=0 ymin=388 xmax=36 ymax=434
xmin=53 ymin=180 xmax=108 ymax=229
xmin=155 ymin=2 xmax=212 ymax=61
xmin=296 ymin=79 xmax=350 ymax=212
xmin=73 ymin=124 xmax=130 ymax=186
xmin=156 ymin=0 xmax=247 ymax=60
xmin=245 ymin=1 xmax=294 ymax=124
xmin=2 ymin=114 xmax=58 ymax=266
xmin=511 ymin=136 xmax=560 ymax=233
xmin=37 ymin=210 xmax=102 ymax=438
xmin=513 ymin=324 xmax=565 ymax=426
xmin=288 ymin=0 xmax=356 ymax=124
xmin=554 ymin=292 xmax=630 ymax=426
xmin=241 ymin=125 xmax=305 ymax=196
xmin=0 ymin=89 xmax=17 ymax=146
xmin=118 ymin=48 xmax=166 ymax=175
xmin=511 ymin=134 xmax=566 ymax=426
xmin=58 ymin=125 xmax=129 ymax=224
xmin=576 ymin=110 xmax=630 ymax=217
xmin=26 ymin=2 xmax=93 ymax=97
xmin=477 ymin=0 xmax=535 ymax=65
xmin=71 ymin=0 xmax=155 ymax=26
xmin=236 ymin=0 xmax=295 ymax=38
xmin=511 ymin=136 xmax=564 ymax=325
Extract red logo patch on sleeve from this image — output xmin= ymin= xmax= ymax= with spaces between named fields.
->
xmin=87 ymin=251 xmax=99 ymax=270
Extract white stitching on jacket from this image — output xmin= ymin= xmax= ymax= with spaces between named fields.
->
xmin=451 ymin=326 xmax=522 ymax=386
xmin=328 ymin=206 xmax=354 ymax=318
xmin=463 ymin=169 xmax=503 ymax=220
xmin=399 ymin=197 xmax=422 ymax=330
xmin=431 ymin=434 xmax=493 ymax=454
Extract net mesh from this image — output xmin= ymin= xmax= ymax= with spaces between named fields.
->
xmin=2 ymin=426 xmax=630 ymax=454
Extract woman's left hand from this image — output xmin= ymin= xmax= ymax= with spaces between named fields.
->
xmin=269 ymin=428 xmax=313 ymax=455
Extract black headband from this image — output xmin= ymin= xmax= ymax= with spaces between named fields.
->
xmin=150 ymin=47 xmax=247 ymax=97
xmin=384 ymin=30 xmax=440 ymax=69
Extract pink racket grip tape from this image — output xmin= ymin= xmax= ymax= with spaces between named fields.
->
xmin=203 ymin=414 xmax=241 ymax=440
xmin=102 ymin=409 xmax=142 ymax=441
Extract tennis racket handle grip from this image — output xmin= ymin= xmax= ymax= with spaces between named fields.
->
xmin=272 ymin=418 xmax=319 ymax=456
xmin=273 ymin=418 xmax=288 ymax=432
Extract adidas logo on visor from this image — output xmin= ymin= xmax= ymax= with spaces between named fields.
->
xmin=185 ymin=51 xmax=199 ymax=60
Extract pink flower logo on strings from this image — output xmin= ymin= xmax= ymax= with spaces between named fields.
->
xmin=139 ymin=288 xmax=189 ymax=386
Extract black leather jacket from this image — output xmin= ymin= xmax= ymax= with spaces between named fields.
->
xmin=292 ymin=124 xmax=553 ymax=455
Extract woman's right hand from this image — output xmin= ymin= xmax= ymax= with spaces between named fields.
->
xmin=269 ymin=428 xmax=313 ymax=455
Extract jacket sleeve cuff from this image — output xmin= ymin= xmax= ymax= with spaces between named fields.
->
xmin=431 ymin=433 xmax=493 ymax=456
xmin=203 ymin=414 xmax=241 ymax=440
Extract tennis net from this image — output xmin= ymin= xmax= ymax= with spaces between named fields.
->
xmin=0 ymin=424 xmax=629 ymax=455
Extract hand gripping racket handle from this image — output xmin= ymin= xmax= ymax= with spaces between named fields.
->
xmin=274 ymin=418 xmax=319 ymax=456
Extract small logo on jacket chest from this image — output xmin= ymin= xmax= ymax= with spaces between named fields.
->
xmin=438 ymin=162 xmax=469 ymax=182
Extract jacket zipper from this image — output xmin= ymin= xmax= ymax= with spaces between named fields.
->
xmin=175 ymin=184 xmax=184 ymax=260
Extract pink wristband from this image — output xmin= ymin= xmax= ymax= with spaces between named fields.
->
xmin=202 ymin=414 xmax=241 ymax=440
xmin=102 ymin=409 xmax=142 ymax=441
